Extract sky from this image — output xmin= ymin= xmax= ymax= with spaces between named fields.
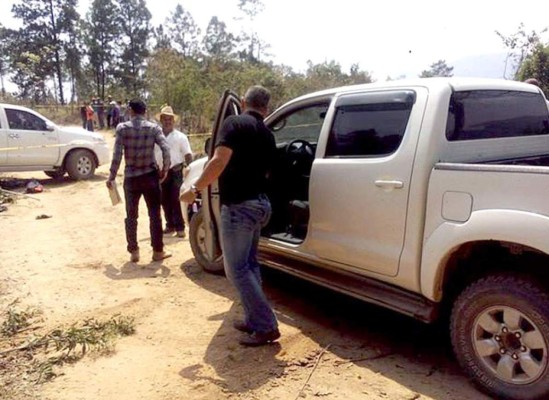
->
xmin=1 ymin=0 xmax=548 ymax=81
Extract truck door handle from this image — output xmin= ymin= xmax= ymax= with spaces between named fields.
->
xmin=8 ymin=133 xmax=20 ymax=139
xmin=375 ymin=180 xmax=404 ymax=189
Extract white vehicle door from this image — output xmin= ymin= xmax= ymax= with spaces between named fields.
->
xmin=202 ymin=90 xmax=241 ymax=263
xmin=309 ymin=88 xmax=426 ymax=276
xmin=5 ymin=107 xmax=60 ymax=166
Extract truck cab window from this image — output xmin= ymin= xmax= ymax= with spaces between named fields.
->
xmin=446 ymin=90 xmax=549 ymax=141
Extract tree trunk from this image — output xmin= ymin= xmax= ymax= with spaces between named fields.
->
xmin=48 ymin=0 xmax=65 ymax=104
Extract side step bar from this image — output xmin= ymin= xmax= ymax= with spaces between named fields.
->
xmin=259 ymin=251 xmax=439 ymax=323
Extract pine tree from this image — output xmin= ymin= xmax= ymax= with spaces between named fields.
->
xmin=11 ymin=0 xmax=80 ymax=104
xmin=85 ymin=0 xmax=121 ymax=99
xmin=117 ymin=0 xmax=152 ymax=96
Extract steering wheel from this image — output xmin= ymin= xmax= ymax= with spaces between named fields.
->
xmin=285 ymin=139 xmax=315 ymax=174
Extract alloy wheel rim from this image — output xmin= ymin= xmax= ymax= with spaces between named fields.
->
xmin=77 ymin=156 xmax=92 ymax=175
xmin=472 ymin=305 xmax=547 ymax=385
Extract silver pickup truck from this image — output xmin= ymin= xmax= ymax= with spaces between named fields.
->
xmin=0 ymin=103 xmax=110 ymax=179
xmin=183 ymin=78 xmax=549 ymax=400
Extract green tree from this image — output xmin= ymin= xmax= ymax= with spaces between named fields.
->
xmin=153 ymin=24 xmax=171 ymax=50
xmin=496 ymin=23 xmax=547 ymax=79
xmin=85 ymin=0 xmax=121 ymax=99
xmin=419 ymin=59 xmax=454 ymax=78
xmin=117 ymin=0 xmax=151 ymax=95
xmin=203 ymin=16 xmax=236 ymax=61
xmin=165 ymin=4 xmax=201 ymax=58
xmin=517 ymin=43 xmax=549 ymax=95
xmin=236 ymin=0 xmax=269 ymax=63
xmin=0 ymin=24 xmax=13 ymax=97
xmin=12 ymin=0 xmax=80 ymax=104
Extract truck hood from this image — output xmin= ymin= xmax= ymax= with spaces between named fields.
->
xmin=57 ymin=125 xmax=107 ymax=144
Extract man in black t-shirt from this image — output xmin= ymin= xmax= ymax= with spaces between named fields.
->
xmin=180 ymin=86 xmax=279 ymax=346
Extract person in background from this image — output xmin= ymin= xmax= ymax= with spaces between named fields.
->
xmin=85 ymin=101 xmax=95 ymax=132
xmin=155 ymin=105 xmax=193 ymax=238
xmin=106 ymin=96 xmax=114 ymax=128
xmin=180 ymin=85 xmax=279 ymax=346
xmin=106 ymin=98 xmax=172 ymax=263
xmin=97 ymin=99 xmax=105 ymax=129
xmin=112 ymin=101 xmax=121 ymax=128
xmin=80 ymin=101 xmax=87 ymax=129
xmin=122 ymin=99 xmax=130 ymax=122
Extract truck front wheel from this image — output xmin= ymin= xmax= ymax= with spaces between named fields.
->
xmin=451 ymin=274 xmax=549 ymax=400
xmin=66 ymin=149 xmax=96 ymax=180
xmin=189 ymin=210 xmax=224 ymax=275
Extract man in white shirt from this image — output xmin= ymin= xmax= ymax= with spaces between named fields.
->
xmin=156 ymin=105 xmax=193 ymax=238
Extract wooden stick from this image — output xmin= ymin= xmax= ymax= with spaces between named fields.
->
xmin=294 ymin=344 xmax=331 ymax=400
xmin=0 ymin=188 xmax=41 ymax=201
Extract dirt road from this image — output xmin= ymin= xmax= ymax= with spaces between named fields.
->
xmin=0 ymin=159 xmax=490 ymax=399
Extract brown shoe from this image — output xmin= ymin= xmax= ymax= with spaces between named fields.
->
xmin=239 ymin=329 xmax=280 ymax=347
xmin=152 ymin=250 xmax=172 ymax=261
xmin=176 ymin=230 xmax=186 ymax=238
xmin=233 ymin=319 xmax=253 ymax=334
xmin=130 ymin=250 xmax=140 ymax=263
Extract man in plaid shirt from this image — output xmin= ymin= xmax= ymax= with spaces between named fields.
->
xmin=107 ymin=98 xmax=172 ymax=263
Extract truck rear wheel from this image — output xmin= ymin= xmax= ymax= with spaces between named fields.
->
xmin=189 ymin=209 xmax=224 ymax=275
xmin=451 ymin=274 xmax=549 ymax=400
xmin=66 ymin=149 xmax=96 ymax=180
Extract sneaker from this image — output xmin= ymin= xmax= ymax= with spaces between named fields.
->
xmin=152 ymin=250 xmax=172 ymax=262
xmin=176 ymin=230 xmax=186 ymax=238
xmin=239 ymin=329 xmax=280 ymax=347
xmin=130 ymin=250 xmax=140 ymax=263
xmin=233 ymin=319 xmax=253 ymax=334
xmin=163 ymin=227 xmax=175 ymax=235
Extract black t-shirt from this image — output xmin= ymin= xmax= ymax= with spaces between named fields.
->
xmin=215 ymin=110 xmax=276 ymax=205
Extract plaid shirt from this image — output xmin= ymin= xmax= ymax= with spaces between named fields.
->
xmin=109 ymin=116 xmax=170 ymax=180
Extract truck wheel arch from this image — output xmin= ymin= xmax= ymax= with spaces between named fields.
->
xmin=422 ymin=209 xmax=549 ymax=302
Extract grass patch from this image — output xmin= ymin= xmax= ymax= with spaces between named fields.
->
xmin=0 ymin=307 xmax=136 ymax=399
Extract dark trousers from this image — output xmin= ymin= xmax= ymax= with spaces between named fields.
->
xmin=161 ymin=166 xmax=185 ymax=231
xmin=124 ymin=171 xmax=163 ymax=252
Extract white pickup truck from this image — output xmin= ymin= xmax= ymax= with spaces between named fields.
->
xmin=184 ymin=78 xmax=549 ymax=400
xmin=0 ymin=103 xmax=110 ymax=179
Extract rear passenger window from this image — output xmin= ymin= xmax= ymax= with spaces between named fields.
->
xmin=326 ymin=90 xmax=415 ymax=157
xmin=446 ymin=90 xmax=549 ymax=141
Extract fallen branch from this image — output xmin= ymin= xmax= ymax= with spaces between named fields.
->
xmin=0 ymin=188 xmax=41 ymax=201
xmin=294 ymin=344 xmax=331 ymax=400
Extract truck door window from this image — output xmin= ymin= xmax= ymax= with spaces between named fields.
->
xmin=326 ymin=90 xmax=415 ymax=157
xmin=270 ymin=104 xmax=329 ymax=146
xmin=6 ymin=109 xmax=47 ymax=131
xmin=446 ymin=90 xmax=549 ymax=141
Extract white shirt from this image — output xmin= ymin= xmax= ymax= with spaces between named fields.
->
xmin=155 ymin=129 xmax=192 ymax=169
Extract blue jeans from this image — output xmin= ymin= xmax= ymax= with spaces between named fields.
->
xmin=220 ymin=194 xmax=278 ymax=334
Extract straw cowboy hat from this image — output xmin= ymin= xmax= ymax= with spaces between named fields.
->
xmin=156 ymin=104 xmax=179 ymax=121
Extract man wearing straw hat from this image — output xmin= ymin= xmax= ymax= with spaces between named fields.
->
xmin=156 ymin=105 xmax=193 ymax=238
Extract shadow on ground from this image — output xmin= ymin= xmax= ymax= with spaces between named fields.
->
xmin=180 ymin=259 xmax=488 ymax=399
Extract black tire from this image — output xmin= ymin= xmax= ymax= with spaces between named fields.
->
xmin=189 ymin=209 xmax=224 ymax=275
xmin=451 ymin=274 xmax=549 ymax=400
xmin=66 ymin=149 xmax=96 ymax=180
xmin=44 ymin=169 xmax=65 ymax=179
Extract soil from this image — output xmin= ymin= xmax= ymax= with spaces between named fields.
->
xmin=0 ymin=136 xmax=491 ymax=400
